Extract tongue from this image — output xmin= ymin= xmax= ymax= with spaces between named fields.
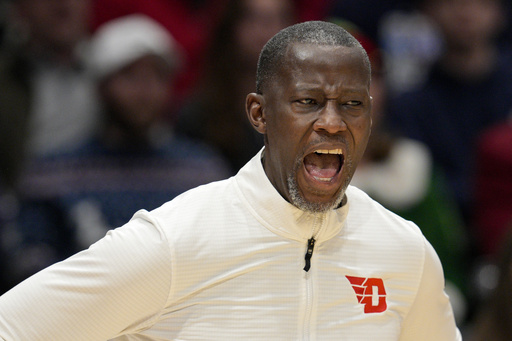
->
xmin=304 ymin=153 xmax=340 ymax=179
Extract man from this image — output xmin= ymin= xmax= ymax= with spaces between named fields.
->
xmin=0 ymin=21 xmax=460 ymax=340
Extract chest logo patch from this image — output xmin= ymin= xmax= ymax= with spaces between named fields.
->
xmin=346 ymin=275 xmax=387 ymax=313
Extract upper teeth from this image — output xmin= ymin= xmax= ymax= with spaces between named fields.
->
xmin=315 ymin=149 xmax=342 ymax=155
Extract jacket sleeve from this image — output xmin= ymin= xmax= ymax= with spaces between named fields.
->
xmin=399 ymin=238 xmax=462 ymax=341
xmin=0 ymin=212 xmax=172 ymax=341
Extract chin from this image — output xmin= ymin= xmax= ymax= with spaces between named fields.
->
xmin=287 ymin=176 xmax=346 ymax=213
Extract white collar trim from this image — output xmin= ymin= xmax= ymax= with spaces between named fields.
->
xmin=234 ymin=148 xmax=349 ymax=242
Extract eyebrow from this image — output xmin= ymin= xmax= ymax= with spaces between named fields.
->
xmin=293 ymin=85 xmax=368 ymax=94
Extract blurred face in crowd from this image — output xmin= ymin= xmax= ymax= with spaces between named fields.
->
xmin=247 ymin=43 xmax=372 ymax=212
xmin=14 ymin=0 xmax=90 ymax=51
xmin=424 ymin=0 xmax=505 ymax=49
xmin=100 ymin=55 xmax=173 ymax=133
xmin=234 ymin=0 xmax=295 ymax=67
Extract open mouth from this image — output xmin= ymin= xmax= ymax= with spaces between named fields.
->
xmin=303 ymin=149 xmax=344 ymax=182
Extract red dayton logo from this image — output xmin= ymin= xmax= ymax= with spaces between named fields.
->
xmin=346 ymin=275 xmax=387 ymax=313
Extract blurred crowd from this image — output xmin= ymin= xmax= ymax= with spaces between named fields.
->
xmin=1 ymin=0 xmax=512 ymax=338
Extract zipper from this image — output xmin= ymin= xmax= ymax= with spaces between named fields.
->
xmin=303 ymin=238 xmax=316 ymax=272
xmin=303 ymin=214 xmax=322 ymax=272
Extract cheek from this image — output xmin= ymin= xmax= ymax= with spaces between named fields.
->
xmin=265 ymin=113 xmax=304 ymax=165
xmin=266 ymin=110 xmax=302 ymax=148
xmin=151 ymin=83 xmax=171 ymax=107
xmin=352 ymin=117 xmax=372 ymax=154
xmin=105 ymin=81 xmax=137 ymax=109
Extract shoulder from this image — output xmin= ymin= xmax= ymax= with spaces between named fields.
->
xmin=345 ymin=185 xmax=426 ymax=261
xmin=148 ymin=177 xmax=236 ymax=223
xmin=346 ymin=185 xmax=422 ymax=234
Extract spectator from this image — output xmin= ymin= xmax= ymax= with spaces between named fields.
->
xmin=90 ymin=0 xmax=228 ymax=107
xmin=0 ymin=0 xmax=98 ymax=294
xmin=474 ymin=115 xmax=512 ymax=257
xmin=387 ymin=0 xmax=512 ymax=227
xmin=0 ymin=0 xmax=99 ymax=192
xmin=176 ymin=0 xmax=297 ymax=173
xmin=0 ymin=15 xmax=230 ymax=293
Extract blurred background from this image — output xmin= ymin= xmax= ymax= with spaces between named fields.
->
xmin=1 ymin=0 xmax=512 ymax=338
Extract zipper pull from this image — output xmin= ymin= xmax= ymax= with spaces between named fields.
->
xmin=303 ymin=238 xmax=316 ymax=272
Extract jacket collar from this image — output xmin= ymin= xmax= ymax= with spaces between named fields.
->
xmin=234 ymin=148 xmax=349 ymax=242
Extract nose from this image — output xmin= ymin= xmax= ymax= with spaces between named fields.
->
xmin=313 ymin=100 xmax=347 ymax=134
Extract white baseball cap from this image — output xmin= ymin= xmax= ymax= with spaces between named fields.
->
xmin=87 ymin=14 xmax=182 ymax=79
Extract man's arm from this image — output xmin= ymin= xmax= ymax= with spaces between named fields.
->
xmin=399 ymin=239 xmax=462 ymax=340
xmin=0 ymin=213 xmax=172 ymax=340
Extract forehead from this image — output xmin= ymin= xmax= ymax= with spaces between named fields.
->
xmin=275 ymin=43 xmax=370 ymax=91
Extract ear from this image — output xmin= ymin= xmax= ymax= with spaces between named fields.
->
xmin=246 ymin=93 xmax=266 ymax=134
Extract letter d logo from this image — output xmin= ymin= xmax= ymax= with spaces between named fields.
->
xmin=346 ymin=275 xmax=387 ymax=313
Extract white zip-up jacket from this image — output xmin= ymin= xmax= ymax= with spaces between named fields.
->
xmin=0 ymin=149 xmax=461 ymax=340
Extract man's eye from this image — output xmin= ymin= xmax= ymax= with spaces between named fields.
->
xmin=346 ymin=100 xmax=362 ymax=106
xmin=298 ymin=98 xmax=316 ymax=105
